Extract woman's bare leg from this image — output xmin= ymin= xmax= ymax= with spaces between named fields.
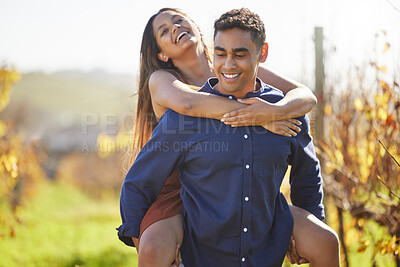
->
xmin=289 ymin=205 xmax=340 ymax=267
xmin=137 ymin=207 xmax=339 ymax=267
xmin=137 ymin=214 xmax=184 ymax=267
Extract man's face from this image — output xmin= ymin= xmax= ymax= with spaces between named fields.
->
xmin=213 ymin=28 xmax=262 ymax=98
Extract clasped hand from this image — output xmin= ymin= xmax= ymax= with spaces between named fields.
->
xmin=221 ymin=97 xmax=302 ymax=137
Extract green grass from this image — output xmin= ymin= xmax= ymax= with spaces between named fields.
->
xmin=0 ymin=181 xmax=137 ymax=267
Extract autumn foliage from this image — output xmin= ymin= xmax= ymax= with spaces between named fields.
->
xmin=0 ymin=66 xmax=45 ymax=213
xmin=319 ymin=35 xmax=400 ymax=265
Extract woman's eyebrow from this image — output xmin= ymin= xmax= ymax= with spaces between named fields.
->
xmin=156 ymin=15 xmax=180 ymax=34
xmin=157 ymin=24 xmax=166 ymax=34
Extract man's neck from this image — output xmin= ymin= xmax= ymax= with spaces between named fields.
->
xmin=214 ymin=78 xmax=261 ymax=99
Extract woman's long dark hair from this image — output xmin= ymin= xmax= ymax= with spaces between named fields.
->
xmin=126 ymin=8 xmax=211 ymax=170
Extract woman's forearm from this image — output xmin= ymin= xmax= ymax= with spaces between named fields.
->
xmin=182 ymin=84 xmax=316 ymax=122
xmin=149 ymin=70 xmax=247 ymax=120
xmin=177 ymin=91 xmax=246 ymax=120
xmin=257 ymin=65 xmax=317 ymax=120
xmin=151 ymin=69 xmax=316 ymax=123
xmin=269 ymin=87 xmax=317 ymax=121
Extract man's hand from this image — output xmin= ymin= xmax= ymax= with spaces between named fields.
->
xmin=171 ymin=243 xmax=183 ymax=267
xmin=132 ymin=237 xmax=139 ymax=253
xmin=286 ymin=236 xmax=309 ymax=265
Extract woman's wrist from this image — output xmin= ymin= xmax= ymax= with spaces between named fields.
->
xmin=264 ymin=101 xmax=285 ymax=122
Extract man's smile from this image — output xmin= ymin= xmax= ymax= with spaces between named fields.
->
xmin=222 ymin=73 xmax=241 ymax=80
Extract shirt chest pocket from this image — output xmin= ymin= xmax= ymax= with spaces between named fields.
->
xmin=253 ymin=133 xmax=292 ymax=175
xmin=183 ymin=134 xmax=242 ymax=172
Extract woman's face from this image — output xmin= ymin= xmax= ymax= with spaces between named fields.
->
xmin=152 ymin=11 xmax=201 ymax=59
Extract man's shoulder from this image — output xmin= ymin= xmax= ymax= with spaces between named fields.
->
xmin=257 ymin=79 xmax=285 ymax=104
xmin=158 ymin=109 xmax=185 ymax=128
xmin=290 ymin=115 xmax=313 ymax=145
xmin=157 ymin=109 xmax=203 ymax=132
xmin=296 ymin=114 xmax=311 ymax=133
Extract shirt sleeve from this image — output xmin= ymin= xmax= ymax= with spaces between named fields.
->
xmin=289 ymin=115 xmax=325 ymax=220
xmin=117 ymin=112 xmax=186 ymax=247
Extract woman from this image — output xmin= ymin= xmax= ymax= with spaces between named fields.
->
xmin=128 ymin=8 xmax=339 ymax=267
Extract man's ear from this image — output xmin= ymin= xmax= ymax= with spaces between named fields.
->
xmin=259 ymin=43 xmax=269 ymax=63
xmin=157 ymin=53 xmax=169 ymax=62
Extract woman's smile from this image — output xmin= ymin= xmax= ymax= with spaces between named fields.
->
xmin=175 ymin=31 xmax=190 ymax=44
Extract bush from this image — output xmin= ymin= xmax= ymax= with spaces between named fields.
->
xmin=0 ymin=66 xmax=46 ymax=239
xmin=319 ymin=35 xmax=400 ymax=265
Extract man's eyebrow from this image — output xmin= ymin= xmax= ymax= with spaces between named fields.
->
xmin=214 ymin=46 xmax=249 ymax=53
xmin=232 ymin=47 xmax=249 ymax=53
xmin=156 ymin=15 xmax=180 ymax=34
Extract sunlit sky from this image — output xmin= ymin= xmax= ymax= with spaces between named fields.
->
xmin=1 ymin=0 xmax=399 ymax=84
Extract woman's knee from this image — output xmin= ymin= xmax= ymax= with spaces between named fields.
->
xmin=139 ymin=235 xmax=167 ymax=258
xmin=138 ymin=233 xmax=177 ymax=267
xmin=321 ymin=227 xmax=340 ymax=255
xmin=307 ymin=224 xmax=340 ymax=267
xmin=289 ymin=206 xmax=340 ymax=262
xmin=138 ymin=215 xmax=183 ymax=265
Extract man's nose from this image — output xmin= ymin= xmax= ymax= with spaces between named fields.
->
xmin=224 ymin=55 xmax=236 ymax=68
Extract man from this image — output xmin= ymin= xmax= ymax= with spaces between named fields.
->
xmin=119 ymin=8 xmax=324 ymax=267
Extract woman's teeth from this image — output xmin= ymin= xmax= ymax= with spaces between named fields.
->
xmin=176 ymin=32 xmax=188 ymax=43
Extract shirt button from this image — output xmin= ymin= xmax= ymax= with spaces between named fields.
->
xmin=245 ymin=164 xmax=250 ymax=169
xmin=228 ymin=96 xmax=233 ymax=99
xmin=244 ymin=134 xmax=248 ymax=139
xmin=245 ymin=196 xmax=249 ymax=201
xmin=243 ymin=227 xmax=248 ymax=232
xmin=242 ymin=257 xmax=246 ymax=262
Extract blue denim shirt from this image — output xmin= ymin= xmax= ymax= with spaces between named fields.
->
xmin=118 ymin=78 xmax=325 ymax=267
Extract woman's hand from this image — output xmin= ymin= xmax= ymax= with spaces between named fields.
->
xmin=220 ymin=97 xmax=301 ymax=137
xmin=262 ymin=119 xmax=301 ymax=137
xmin=221 ymin=97 xmax=278 ymax=126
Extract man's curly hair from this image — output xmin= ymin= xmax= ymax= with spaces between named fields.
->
xmin=213 ymin=8 xmax=266 ymax=52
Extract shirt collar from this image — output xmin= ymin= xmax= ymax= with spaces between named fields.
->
xmin=199 ymin=77 xmax=268 ymax=100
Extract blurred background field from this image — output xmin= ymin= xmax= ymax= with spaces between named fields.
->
xmin=0 ymin=68 xmax=138 ymax=267
xmin=1 ymin=0 xmax=400 ymax=266
xmin=0 ymin=181 xmax=137 ymax=267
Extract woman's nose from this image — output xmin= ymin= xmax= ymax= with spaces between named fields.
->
xmin=172 ymin=24 xmax=181 ymax=33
